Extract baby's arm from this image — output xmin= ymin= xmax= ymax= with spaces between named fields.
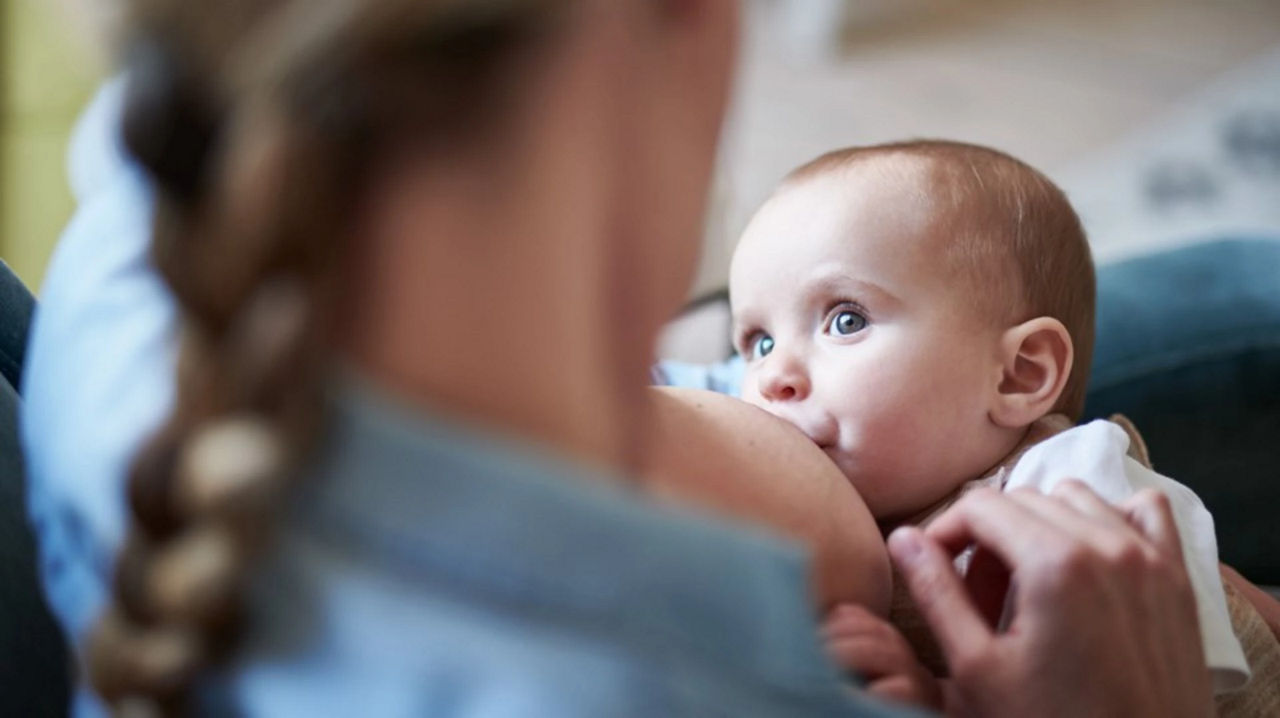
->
xmin=823 ymin=603 xmax=943 ymax=711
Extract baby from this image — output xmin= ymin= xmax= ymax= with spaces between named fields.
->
xmin=728 ymin=141 xmax=1265 ymax=711
xmin=731 ymin=140 xmax=1095 ymax=526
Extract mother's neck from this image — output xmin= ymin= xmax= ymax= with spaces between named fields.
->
xmin=336 ymin=104 xmax=653 ymax=475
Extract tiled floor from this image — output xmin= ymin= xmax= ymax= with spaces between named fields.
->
xmin=694 ymin=0 xmax=1280 ymax=294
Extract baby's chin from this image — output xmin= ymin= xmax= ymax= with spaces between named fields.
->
xmin=751 ymin=408 xmax=940 ymax=520
xmin=821 ymin=446 xmax=860 ymax=484
xmin=821 ymin=448 xmax=930 ymax=523
xmin=819 ymin=444 xmax=867 ymax=481
xmin=817 ymin=448 xmax=887 ymax=510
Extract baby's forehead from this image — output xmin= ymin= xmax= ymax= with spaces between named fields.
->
xmin=788 ymin=152 xmax=939 ymax=194
xmin=739 ymin=156 xmax=1016 ymax=314
xmin=763 ymin=158 xmax=955 ymax=252
xmin=739 ymin=171 xmax=955 ymax=278
xmin=781 ymin=156 xmax=951 ymax=225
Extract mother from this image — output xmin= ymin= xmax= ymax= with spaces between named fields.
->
xmin=31 ymin=0 xmax=1210 ymax=716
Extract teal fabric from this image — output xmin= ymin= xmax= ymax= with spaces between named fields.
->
xmin=1083 ymin=238 xmax=1280 ymax=585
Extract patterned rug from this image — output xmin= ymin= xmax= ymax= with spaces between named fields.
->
xmin=1057 ymin=45 xmax=1280 ymax=262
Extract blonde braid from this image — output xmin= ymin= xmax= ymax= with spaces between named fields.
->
xmin=86 ymin=1 xmax=571 ymax=715
xmin=88 ymin=122 xmax=338 ymax=716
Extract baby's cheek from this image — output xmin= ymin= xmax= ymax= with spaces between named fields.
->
xmin=738 ymin=386 xmax=765 ymax=408
xmin=849 ymin=403 xmax=961 ymax=511
xmin=840 ymin=374 xmax=929 ymax=445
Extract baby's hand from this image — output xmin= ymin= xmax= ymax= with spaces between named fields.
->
xmin=822 ymin=603 xmax=942 ymax=711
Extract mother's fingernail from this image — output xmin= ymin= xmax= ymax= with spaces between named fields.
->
xmin=887 ymin=527 xmax=924 ymax=564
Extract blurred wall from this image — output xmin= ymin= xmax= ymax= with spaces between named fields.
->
xmin=1 ymin=0 xmax=98 ymax=290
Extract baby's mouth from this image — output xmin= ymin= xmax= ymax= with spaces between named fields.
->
xmin=798 ymin=425 xmax=839 ymax=453
xmin=806 ymin=430 xmax=847 ymax=465
xmin=765 ymin=407 xmax=839 ymax=453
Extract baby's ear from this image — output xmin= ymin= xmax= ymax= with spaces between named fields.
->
xmin=989 ymin=317 xmax=1074 ymax=429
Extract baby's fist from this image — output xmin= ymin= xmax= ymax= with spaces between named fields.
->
xmin=822 ymin=603 xmax=942 ymax=711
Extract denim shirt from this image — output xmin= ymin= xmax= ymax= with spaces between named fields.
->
xmin=192 ymin=379 xmax=908 ymax=717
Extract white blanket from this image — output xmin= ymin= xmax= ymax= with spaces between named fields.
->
xmin=1005 ymin=420 xmax=1250 ymax=693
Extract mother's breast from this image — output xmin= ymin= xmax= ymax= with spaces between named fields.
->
xmin=639 ymin=387 xmax=891 ymax=617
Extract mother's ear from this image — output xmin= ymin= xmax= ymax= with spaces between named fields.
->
xmin=989 ymin=317 xmax=1074 ymax=429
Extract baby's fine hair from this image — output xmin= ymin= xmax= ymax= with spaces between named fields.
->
xmin=785 ymin=140 xmax=1096 ymax=419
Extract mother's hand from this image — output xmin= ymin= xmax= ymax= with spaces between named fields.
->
xmin=890 ymin=481 xmax=1213 ymax=718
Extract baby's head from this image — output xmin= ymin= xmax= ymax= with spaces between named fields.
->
xmin=730 ymin=140 xmax=1095 ymax=523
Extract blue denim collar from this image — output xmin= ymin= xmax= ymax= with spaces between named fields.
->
xmin=293 ymin=376 xmax=843 ymax=695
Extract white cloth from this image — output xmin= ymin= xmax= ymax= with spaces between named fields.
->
xmin=1003 ymin=420 xmax=1250 ymax=693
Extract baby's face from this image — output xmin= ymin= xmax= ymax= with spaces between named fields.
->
xmin=730 ymin=169 xmax=1015 ymax=522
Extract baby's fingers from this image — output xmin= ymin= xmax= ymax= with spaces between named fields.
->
xmin=823 ymin=603 xmax=943 ymax=711
xmin=822 ymin=604 xmax=916 ymax=679
xmin=868 ymin=673 xmax=943 ymax=711
xmin=827 ymin=631 xmax=906 ymax=680
xmin=822 ymin=603 xmax=893 ymax=640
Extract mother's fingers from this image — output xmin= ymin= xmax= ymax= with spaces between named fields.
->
xmin=1051 ymin=480 xmax=1185 ymax=565
xmin=922 ymin=488 xmax=1064 ymax=568
xmin=1120 ymin=489 xmax=1185 ymax=565
xmin=1048 ymin=479 xmax=1131 ymax=528
xmin=1004 ymin=487 xmax=1156 ymax=564
xmin=887 ymin=527 xmax=991 ymax=668
xmin=1004 ymin=487 xmax=1115 ymax=540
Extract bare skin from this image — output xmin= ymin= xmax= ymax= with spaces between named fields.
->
xmin=639 ymin=387 xmax=891 ymax=616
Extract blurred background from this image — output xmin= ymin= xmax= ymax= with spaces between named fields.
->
xmin=0 ymin=0 xmax=99 ymax=288
xmin=671 ymin=0 xmax=1280 ymax=360
xmin=1 ymin=0 xmax=1279 ymax=308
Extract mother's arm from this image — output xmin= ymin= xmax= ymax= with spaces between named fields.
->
xmin=638 ymin=387 xmax=891 ymax=617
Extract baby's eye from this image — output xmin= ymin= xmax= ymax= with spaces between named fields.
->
xmin=748 ymin=333 xmax=774 ymax=360
xmin=826 ymin=308 xmax=868 ymax=336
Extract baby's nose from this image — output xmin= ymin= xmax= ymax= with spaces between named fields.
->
xmin=757 ymin=355 xmax=810 ymax=402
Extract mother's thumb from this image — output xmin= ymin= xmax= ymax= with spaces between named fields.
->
xmin=888 ymin=528 xmax=992 ymax=668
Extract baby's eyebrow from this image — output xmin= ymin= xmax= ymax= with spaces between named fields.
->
xmin=728 ymin=310 xmax=765 ymax=347
xmin=730 ymin=303 xmax=760 ymax=330
xmin=804 ymin=270 xmax=900 ymax=307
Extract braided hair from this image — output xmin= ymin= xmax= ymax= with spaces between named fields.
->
xmin=86 ymin=1 xmax=567 ymax=714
